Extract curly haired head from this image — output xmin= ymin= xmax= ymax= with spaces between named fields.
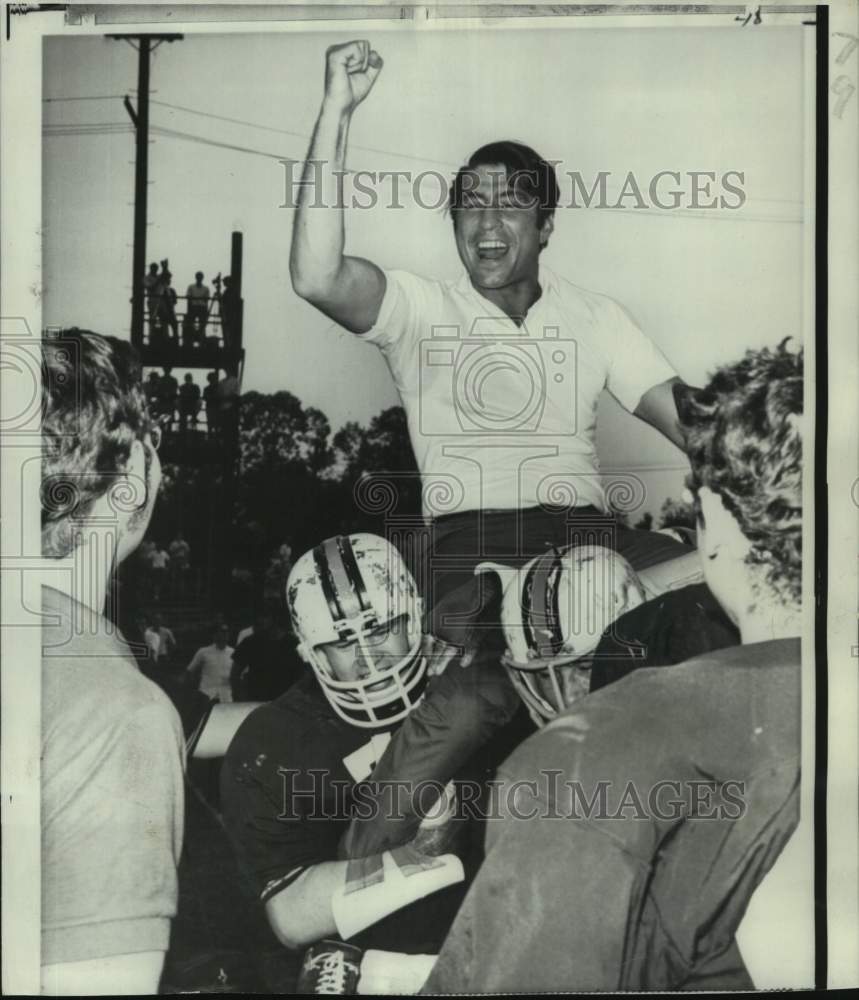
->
xmin=41 ymin=330 xmax=153 ymax=558
xmin=674 ymin=340 xmax=803 ymax=605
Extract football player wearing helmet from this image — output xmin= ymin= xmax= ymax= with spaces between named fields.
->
xmin=423 ymin=342 xmax=804 ymax=992
xmin=286 ymin=533 xmax=427 ymax=729
xmin=219 ymin=533 xmax=521 ymax=990
xmin=482 ymin=542 xmax=742 ymax=727
xmin=478 ymin=544 xmax=649 ymax=726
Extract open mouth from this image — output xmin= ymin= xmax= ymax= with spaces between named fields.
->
xmin=476 ymin=240 xmax=509 ymax=261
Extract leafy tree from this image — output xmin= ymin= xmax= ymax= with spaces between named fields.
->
xmin=333 ymin=406 xmax=421 ymax=520
xmin=239 ymin=390 xmax=334 ymax=475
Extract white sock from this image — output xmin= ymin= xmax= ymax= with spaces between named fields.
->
xmin=357 ymin=951 xmax=437 ymax=995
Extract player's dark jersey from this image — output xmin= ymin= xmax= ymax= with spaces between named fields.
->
xmin=424 ymin=639 xmax=800 ymax=992
xmin=590 ymin=582 xmax=740 ymax=692
xmin=220 ymin=674 xmax=392 ymax=904
xmin=220 ymin=671 xmax=485 ymax=956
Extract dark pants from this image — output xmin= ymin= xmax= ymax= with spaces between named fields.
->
xmin=425 ymin=505 xmax=687 ymax=649
xmin=184 ymin=306 xmax=208 ymax=345
xmin=343 ymin=506 xmax=687 ymax=860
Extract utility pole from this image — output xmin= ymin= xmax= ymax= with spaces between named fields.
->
xmin=111 ymin=33 xmax=182 ymax=349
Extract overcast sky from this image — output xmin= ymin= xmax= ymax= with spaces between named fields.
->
xmin=43 ymin=24 xmax=807 ymax=513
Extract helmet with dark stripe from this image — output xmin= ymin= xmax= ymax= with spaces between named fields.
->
xmin=478 ymin=545 xmax=645 ymax=725
xmin=287 ymin=534 xmax=425 ymax=728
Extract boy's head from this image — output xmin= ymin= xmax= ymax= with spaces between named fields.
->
xmin=675 ymin=340 xmax=803 ymax=619
xmin=41 ymin=329 xmax=160 ymax=563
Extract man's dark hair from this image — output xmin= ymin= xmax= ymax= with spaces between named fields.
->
xmin=447 ymin=140 xmax=560 ymax=230
xmin=675 ymin=340 xmax=803 ymax=604
xmin=41 ymin=329 xmax=152 ymax=558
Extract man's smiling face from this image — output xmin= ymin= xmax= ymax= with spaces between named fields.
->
xmin=453 ymin=162 xmax=553 ymax=294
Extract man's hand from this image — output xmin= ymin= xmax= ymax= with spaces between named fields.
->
xmin=422 ymin=634 xmax=473 ymax=678
xmin=411 ymin=781 xmax=460 ymax=857
xmin=324 ymin=40 xmax=383 ymax=115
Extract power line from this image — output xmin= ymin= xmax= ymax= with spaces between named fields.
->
xmin=43 ymin=122 xmax=131 ymax=129
xmin=42 ymin=93 xmax=456 ymax=169
xmin=43 ymin=94 xmax=126 ymax=102
xmin=43 ymin=119 xmax=306 ymax=165
xmin=151 ymin=123 xmax=298 ymax=162
xmin=151 ymin=98 xmax=310 ymax=141
xmin=150 ymin=98 xmax=457 ymax=169
xmin=43 ymin=126 xmax=134 ymax=136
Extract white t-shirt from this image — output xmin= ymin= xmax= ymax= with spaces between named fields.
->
xmin=149 ymin=549 xmax=169 ymax=570
xmin=144 ymin=627 xmax=161 ymax=659
xmin=187 ymin=644 xmax=235 ymax=702
xmin=362 ymin=265 xmax=677 ymax=517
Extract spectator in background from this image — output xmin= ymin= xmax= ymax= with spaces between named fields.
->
xmin=157 ymin=261 xmax=179 ymax=341
xmin=145 ymin=370 xmax=162 ymax=418
xmin=220 ymin=275 xmax=239 ymax=350
xmin=143 ymin=615 xmax=161 ymax=662
xmin=158 ymin=366 xmax=179 ymax=429
xmin=216 ymin=370 xmax=240 ymax=441
xmin=277 ymin=541 xmax=293 ymax=580
xmin=186 ymin=624 xmax=234 ymax=703
xmin=203 ymin=371 xmax=219 ymax=437
xmin=178 ymin=373 xmax=201 ymax=435
xmin=144 ymin=262 xmax=161 ymax=339
xmin=136 ymin=539 xmax=156 ymax=601
xmin=169 ymin=531 xmax=191 ymax=577
xmin=261 ymin=542 xmax=294 ymax=607
xmin=230 ymin=610 xmax=304 ymax=703
xmin=262 ymin=555 xmax=285 ymax=605
xmin=148 ymin=542 xmax=170 ymax=602
xmin=184 ymin=271 xmax=210 ymax=346
xmin=145 ymin=610 xmax=178 ymax=670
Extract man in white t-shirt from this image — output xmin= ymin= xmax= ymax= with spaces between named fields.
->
xmin=184 ymin=271 xmax=210 ymax=345
xmin=186 ymin=624 xmax=235 ymax=703
xmin=289 ymin=41 xmax=695 ymax=772
xmin=290 ymin=41 xmax=689 ymax=634
xmin=145 ymin=610 xmax=177 ymax=668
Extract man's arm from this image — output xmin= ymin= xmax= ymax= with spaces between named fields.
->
xmin=634 ymin=376 xmax=687 ymax=451
xmin=265 ymin=844 xmax=464 ymax=950
xmin=289 ymin=40 xmax=387 ymax=334
xmin=265 ymin=860 xmax=345 ymax=949
xmin=193 ymin=702 xmax=260 ymax=759
xmin=340 ymin=637 xmax=520 ymax=859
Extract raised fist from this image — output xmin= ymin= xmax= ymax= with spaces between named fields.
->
xmin=323 ymin=40 xmax=383 ymax=113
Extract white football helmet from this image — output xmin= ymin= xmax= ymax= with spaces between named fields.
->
xmin=286 ymin=533 xmax=426 ymax=729
xmin=478 ymin=545 xmax=646 ymax=726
